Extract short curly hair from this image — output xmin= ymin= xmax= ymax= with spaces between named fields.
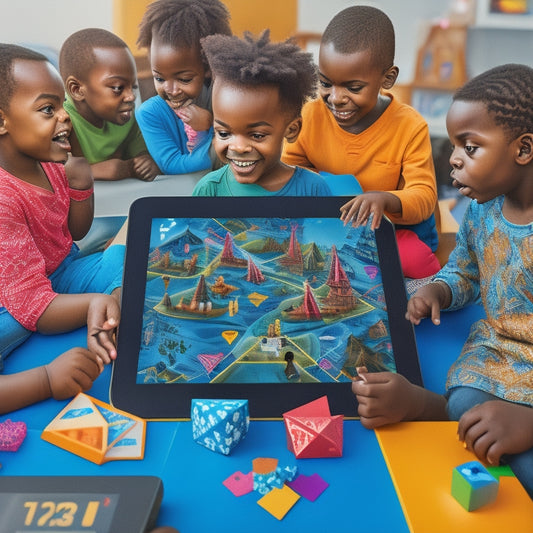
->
xmin=321 ymin=5 xmax=395 ymax=71
xmin=201 ymin=30 xmax=317 ymax=116
xmin=59 ymin=28 xmax=130 ymax=83
xmin=0 ymin=43 xmax=48 ymax=111
xmin=137 ymin=0 xmax=231 ymax=51
xmin=453 ymin=64 xmax=533 ymax=142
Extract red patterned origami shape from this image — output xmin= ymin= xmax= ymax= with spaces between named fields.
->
xmin=283 ymin=396 xmax=343 ymax=458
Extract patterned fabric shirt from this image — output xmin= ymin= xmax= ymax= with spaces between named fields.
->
xmin=0 ymin=163 xmax=73 ymax=330
xmin=435 ymin=196 xmax=533 ymax=406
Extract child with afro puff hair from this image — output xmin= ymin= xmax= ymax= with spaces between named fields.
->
xmin=192 ymin=31 xmax=337 ymax=196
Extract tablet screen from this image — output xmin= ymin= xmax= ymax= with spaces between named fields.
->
xmin=111 ymin=197 xmax=421 ymax=419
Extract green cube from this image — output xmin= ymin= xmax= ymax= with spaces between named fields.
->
xmin=451 ymin=461 xmax=499 ymax=511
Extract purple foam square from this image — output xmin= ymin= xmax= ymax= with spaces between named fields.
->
xmin=286 ymin=473 xmax=329 ymax=502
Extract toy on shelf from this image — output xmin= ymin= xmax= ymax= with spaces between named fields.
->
xmin=191 ymin=399 xmax=249 ymax=455
xmin=41 ymin=393 xmax=146 ymax=465
xmin=451 ymin=460 xmax=499 ymax=511
xmin=283 ymin=396 xmax=343 ymax=459
xmin=0 ymin=419 xmax=27 ymax=452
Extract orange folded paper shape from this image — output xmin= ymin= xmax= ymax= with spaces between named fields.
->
xmin=283 ymin=396 xmax=343 ymax=458
xmin=41 ymin=393 xmax=146 ymax=465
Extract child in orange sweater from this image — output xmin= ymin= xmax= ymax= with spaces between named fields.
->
xmin=282 ymin=6 xmax=441 ymax=279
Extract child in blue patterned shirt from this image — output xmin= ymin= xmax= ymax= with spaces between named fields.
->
xmin=353 ymin=64 xmax=533 ymax=498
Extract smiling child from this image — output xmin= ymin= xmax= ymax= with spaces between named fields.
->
xmin=136 ymin=0 xmax=231 ymax=175
xmin=0 ymin=44 xmax=125 ymax=413
xmin=192 ymin=31 xmax=331 ymax=196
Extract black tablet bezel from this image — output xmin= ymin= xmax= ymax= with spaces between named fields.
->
xmin=110 ymin=196 xmax=422 ymax=419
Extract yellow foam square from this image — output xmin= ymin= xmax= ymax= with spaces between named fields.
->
xmin=257 ymin=485 xmax=300 ymax=520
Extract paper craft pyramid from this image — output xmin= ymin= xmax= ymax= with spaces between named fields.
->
xmin=283 ymin=396 xmax=343 ymax=458
xmin=41 ymin=393 xmax=146 ymax=465
xmin=191 ymin=399 xmax=249 ymax=455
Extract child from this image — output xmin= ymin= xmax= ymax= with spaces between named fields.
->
xmin=282 ymin=6 xmax=441 ymax=279
xmin=59 ymin=28 xmax=159 ymax=182
xmin=192 ymin=31 xmax=333 ymax=197
xmin=0 ymin=44 xmax=124 ymax=413
xmin=136 ymin=0 xmax=232 ymax=175
xmin=353 ymin=64 xmax=533 ymax=497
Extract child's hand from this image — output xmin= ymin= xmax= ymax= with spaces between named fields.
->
xmin=45 ymin=348 xmax=103 ymax=400
xmin=133 ymin=153 xmax=160 ymax=181
xmin=405 ymin=281 xmax=451 ymax=325
xmin=176 ymin=104 xmax=213 ymax=133
xmin=458 ymin=400 xmax=533 ymax=466
xmin=340 ymin=192 xmax=400 ymax=231
xmin=352 ymin=367 xmax=421 ymax=428
xmin=64 ymin=154 xmax=94 ymax=191
xmin=86 ymin=295 xmax=120 ymax=364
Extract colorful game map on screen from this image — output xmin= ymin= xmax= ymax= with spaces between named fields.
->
xmin=136 ymin=216 xmax=395 ymax=386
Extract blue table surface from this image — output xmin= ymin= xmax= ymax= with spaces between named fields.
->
xmin=0 ymin=305 xmax=485 ymax=532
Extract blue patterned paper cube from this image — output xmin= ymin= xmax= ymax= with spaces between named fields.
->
xmin=191 ymin=399 xmax=249 ymax=455
xmin=451 ymin=460 xmax=499 ymax=511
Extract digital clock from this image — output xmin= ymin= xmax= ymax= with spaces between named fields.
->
xmin=0 ymin=476 xmax=163 ymax=533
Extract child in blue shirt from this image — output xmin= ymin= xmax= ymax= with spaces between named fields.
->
xmin=136 ymin=0 xmax=231 ymax=175
xmin=192 ymin=31 xmax=334 ymax=197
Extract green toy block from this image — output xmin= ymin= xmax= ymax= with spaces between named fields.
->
xmin=451 ymin=461 xmax=499 ymax=511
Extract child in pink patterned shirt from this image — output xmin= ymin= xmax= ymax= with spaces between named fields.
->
xmin=0 ymin=44 xmax=125 ymax=413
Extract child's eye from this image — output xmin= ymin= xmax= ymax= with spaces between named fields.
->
xmin=464 ymin=144 xmax=478 ymax=155
xmin=319 ymin=80 xmax=332 ymax=89
xmin=216 ymin=130 xmax=230 ymax=140
xmin=348 ymin=86 xmax=363 ymax=94
xmin=178 ymin=78 xmax=193 ymax=84
xmin=39 ymin=105 xmax=54 ymax=116
xmin=153 ymin=76 xmax=164 ymax=83
xmin=111 ymin=86 xmax=124 ymax=94
xmin=251 ymin=133 xmax=266 ymax=141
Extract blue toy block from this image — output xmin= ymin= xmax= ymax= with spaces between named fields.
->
xmin=451 ymin=460 xmax=499 ymax=511
xmin=191 ymin=399 xmax=249 ymax=455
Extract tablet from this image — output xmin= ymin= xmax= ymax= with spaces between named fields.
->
xmin=111 ymin=196 xmax=422 ymax=419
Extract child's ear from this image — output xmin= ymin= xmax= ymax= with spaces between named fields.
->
xmin=516 ymin=134 xmax=533 ymax=164
xmin=382 ymin=65 xmax=399 ymax=90
xmin=65 ymin=75 xmax=85 ymax=101
xmin=0 ymin=109 xmax=7 ymax=135
xmin=284 ymin=116 xmax=302 ymax=144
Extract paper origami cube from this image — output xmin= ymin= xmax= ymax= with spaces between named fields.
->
xmin=283 ymin=396 xmax=343 ymax=458
xmin=191 ymin=399 xmax=249 ymax=455
xmin=451 ymin=460 xmax=499 ymax=511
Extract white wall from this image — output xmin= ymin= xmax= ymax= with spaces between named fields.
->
xmin=0 ymin=0 xmax=112 ymax=52
xmin=1 ymin=0 xmax=532 ymax=82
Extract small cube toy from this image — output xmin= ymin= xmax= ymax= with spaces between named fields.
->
xmin=191 ymin=399 xmax=249 ymax=455
xmin=451 ymin=460 xmax=499 ymax=511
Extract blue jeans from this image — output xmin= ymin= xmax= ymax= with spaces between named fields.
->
xmin=0 ymin=243 xmax=125 ymax=368
xmin=447 ymin=386 xmax=533 ymax=499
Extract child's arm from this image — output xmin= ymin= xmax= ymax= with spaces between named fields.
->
xmin=353 ymin=367 xmax=448 ymax=428
xmin=37 ymin=292 xmax=120 ymax=364
xmin=0 ymin=348 xmax=102 ymax=414
xmin=458 ymin=400 xmax=533 ymax=467
xmin=65 ymin=156 xmax=94 ymax=241
xmin=136 ymin=98 xmax=213 ymax=175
